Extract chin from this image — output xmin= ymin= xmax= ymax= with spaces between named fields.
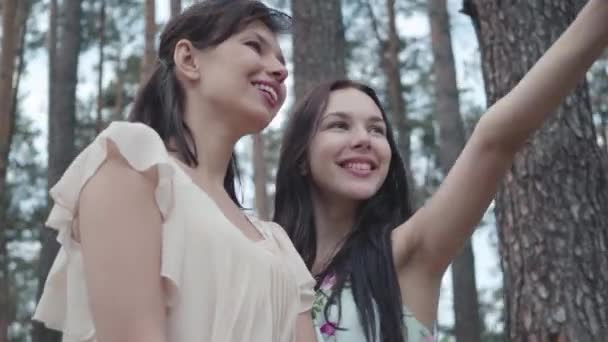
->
xmin=242 ymin=108 xmax=275 ymax=132
xmin=337 ymin=186 xmax=378 ymax=201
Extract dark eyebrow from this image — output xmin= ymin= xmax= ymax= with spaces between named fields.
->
xmin=322 ymin=111 xmax=385 ymax=124
xmin=368 ymin=116 xmax=385 ymax=124
xmin=252 ymin=32 xmax=286 ymax=66
xmin=322 ymin=112 xmax=350 ymax=122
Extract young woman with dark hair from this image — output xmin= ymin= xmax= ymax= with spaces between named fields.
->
xmin=274 ymin=1 xmax=608 ymax=340
xmin=34 ymin=1 xmax=316 ymax=341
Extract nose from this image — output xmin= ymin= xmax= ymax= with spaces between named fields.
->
xmin=267 ymin=57 xmax=288 ymax=83
xmin=350 ymin=126 xmax=371 ymax=150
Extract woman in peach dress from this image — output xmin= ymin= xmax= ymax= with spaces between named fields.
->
xmin=33 ymin=1 xmax=316 ymax=341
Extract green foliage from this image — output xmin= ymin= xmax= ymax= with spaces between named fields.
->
xmin=6 ymin=113 xmax=46 ymax=342
xmin=80 ymin=0 xmax=142 ymax=52
xmin=22 ymin=0 xmax=47 ymax=55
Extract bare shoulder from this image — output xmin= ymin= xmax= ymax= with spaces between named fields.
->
xmin=75 ymin=141 xmax=168 ymax=341
xmin=77 ymin=141 xmax=160 ymax=238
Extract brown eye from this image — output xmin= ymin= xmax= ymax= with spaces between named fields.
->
xmin=328 ymin=121 xmax=348 ymax=130
xmin=370 ymin=125 xmax=386 ymax=136
xmin=245 ymin=41 xmax=262 ymax=54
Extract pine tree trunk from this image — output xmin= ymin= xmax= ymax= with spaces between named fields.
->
xmin=291 ymin=0 xmax=347 ymax=101
xmin=382 ymin=0 xmax=410 ymax=168
xmin=112 ymin=61 xmax=126 ymax=122
xmin=96 ymin=0 xmax=106 ymax=133
xmin=0 ymin=0 xmax=30 ymax=338
xmin=0 ymin=1 xmax=20 ymax=339
xmin=428 ymin=1 xmax=482 ymax=341
xmin=252 ymin=133 xmax=270 ymax=221
xmin=378 ymin=0 xmax=424 ymax=207
xmin=34 ymin=0 xmax=82 ymax=340
xmin=464 ymin=1 xmax=608 ymax=340
xmin=0 ymin=1 xmax=19 ymax=188
xmin=48 ymin=0 xmax=80 ymax=188
xmin=363 ymin=0 xmax=420 ymax=204
xmin=141 ymin=0 xmax=156 ymax=84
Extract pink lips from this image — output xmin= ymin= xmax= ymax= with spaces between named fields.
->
xmin=252 ymin=79 xmax=281 ymax=108
xmin=338 ymin=157 xmax=378 ymax=178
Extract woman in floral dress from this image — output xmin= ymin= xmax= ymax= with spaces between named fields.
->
xmin=273 ymin=1 xmax=608 ymax=341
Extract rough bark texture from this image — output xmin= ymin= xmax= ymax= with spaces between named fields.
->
xmin=464 ymin=1 xmax=608 ymax=340
xmin=252 ymin=133 xmax=270 ymax=221
xmin=48 ymin=0 xmax=80 ymax=189
xmin=428 ymin=1 xmax=482 ymax=341
xmin=291 ymin=0 xmax=347 ymax=101
xmin=141 ymin=0 xmax=156 ymax=84
xmin=33 ymin=0 xmax=81 ymax=340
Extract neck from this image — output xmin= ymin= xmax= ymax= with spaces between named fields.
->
xmin=176 ymin=95 xmax=243 ymax=189
xmin=311 ymin=188 xmax=359 ymax=274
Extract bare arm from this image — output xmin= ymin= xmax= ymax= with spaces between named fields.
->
xmin=393 ymin=0 xmax=608 ymax=275
xmin=296 ymin=311 xmax=318 ymax=342
xmin=78 ymin=147 xmax=167 ymax=342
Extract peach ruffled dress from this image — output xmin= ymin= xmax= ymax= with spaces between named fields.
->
xmin=33 ymin=121 xmax=315 ymax=342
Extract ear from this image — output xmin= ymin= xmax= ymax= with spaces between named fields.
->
xmin=173 ymin=39 xmax=201 ymax=82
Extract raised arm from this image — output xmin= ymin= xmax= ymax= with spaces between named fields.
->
xmin=393 ymin=0 xmax=608 ymax=275
xmin=78 ymin=147 xmax=167 ymax=342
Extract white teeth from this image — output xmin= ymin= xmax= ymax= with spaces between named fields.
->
xmin=344 ymin=162 xmax=372 ymax=171
xmin=253 ymin=83 xmax=278 ymax=103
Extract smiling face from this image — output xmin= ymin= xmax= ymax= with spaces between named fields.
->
xmin=307 ymin=87 xmax=392 ymax=202
xmin=191 ymin=20 xmax=288 ymax=133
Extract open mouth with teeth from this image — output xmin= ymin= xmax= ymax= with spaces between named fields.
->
xmin=253 ymin=82 xmax=278 ymax=107
xmin=339 ymin=161 xmax=377 ymax=174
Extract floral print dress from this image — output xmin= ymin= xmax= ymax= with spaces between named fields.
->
xmin=312 ymin=274 xmax=437 ymax=342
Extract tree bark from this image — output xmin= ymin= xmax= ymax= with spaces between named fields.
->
xmin=291 ymin=0 xmax=347 ymax=101
xmin=141 ymin=0 xmax=156 ymax=84
xmin=464 ymin=1 xmax=608 ymax=340
xmin=112 ymin=61 xmax=126 ymax=122
xmin=47 ymin=0 xmax=80 ymax=188
xmin=428 ymin=1 xmax=482 ymax=341
xmin=34 ymin=0 xmax=82 ymax=340
xmin=382 ymin=0 xmax=410 ymax=168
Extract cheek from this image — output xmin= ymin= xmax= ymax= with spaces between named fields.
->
xmin=377 ymin=140 xmax=392 ymax=171
xmin=238 ymin=51 xmax=265 ymax=75
xmin=201 ymin=70 xmax=232 ymax=95
xmin=307 ymin=146 xmax=325 ymax=176
xmin=378 ymin=138 xmax=391 ymax=158
xmin=307 ymin=141 xmax=335 ymax=177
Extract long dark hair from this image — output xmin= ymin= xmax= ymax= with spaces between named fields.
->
xmin=129 ymin=0 xmax=291 ymax=205
xmin=274 ymin=79 xmax=413 ymax=342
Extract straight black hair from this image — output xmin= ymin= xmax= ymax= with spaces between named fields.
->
xmin=274 ymin=79 xmax=414 ymax=342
